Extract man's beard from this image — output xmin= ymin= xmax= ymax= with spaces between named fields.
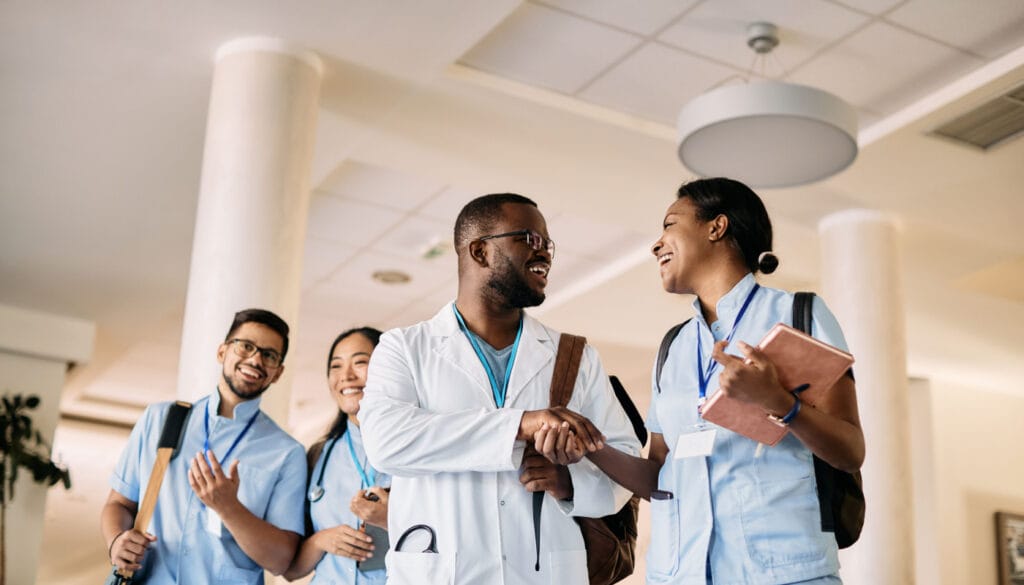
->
xmin=485 ymin=251 xmax=545 ymax=309
xmin=222 ymin=369 xmax=272 ymax=401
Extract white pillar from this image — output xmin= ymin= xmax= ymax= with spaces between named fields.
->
xmin=0 ymin=304 xmax=95 ymax=585
xmin=176 ymin=38 xmax=322 ymax=424
xmin=819 ymin=210 xmax=914 ymax=585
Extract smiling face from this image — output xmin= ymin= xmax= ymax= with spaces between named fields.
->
xmin=483 ymin=203 xmax=552 ymax=309
xmin=217 ymin=322 xmax=285 ymax=403
xmin=327 ymin=332 xmax=376 ymax=421
xmin=651 ymin=196 xmax=717 ymax=295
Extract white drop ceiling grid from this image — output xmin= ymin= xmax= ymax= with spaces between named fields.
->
xmin=459 ymin=0 xmax=1024 ymax=126
xmin=291 ymin=158 xmax=654 ymax=422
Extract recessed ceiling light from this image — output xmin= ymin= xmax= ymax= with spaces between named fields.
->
xmin=372 ymin=270 xmax=412 ymax=285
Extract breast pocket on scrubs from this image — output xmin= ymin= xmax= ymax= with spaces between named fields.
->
xmin=216 ymin=564 xmax=262 ymax=585
xmin=646 ymin=497 xmax=681 ymax=581
xmin=386 ymin=550 xmax=456 ymax=585
xmin=234 ymin=463 xmax=273 ymax=517
xmin=548 ymin=549 xmax=588 ymax=584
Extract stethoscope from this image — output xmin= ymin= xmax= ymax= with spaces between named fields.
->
xmin=308 ymin=431 xmax=377 ymax=502
xmin=307 ymin=435 xmax=340 ymax=502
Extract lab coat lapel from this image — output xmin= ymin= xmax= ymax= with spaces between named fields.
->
xmin=432 ymin=304 xmax=498 ymax=407
xmin=504 ymin=313 xmax=555 ymax=408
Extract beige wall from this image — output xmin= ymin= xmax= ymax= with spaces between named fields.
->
xmin=929 ymin=381 xmax=1024 ymax=585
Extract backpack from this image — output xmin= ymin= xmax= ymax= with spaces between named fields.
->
xmin=654 ymin=292 xmax=865 ymax=548
xmin=532 ymin=334 xmax=639 ymax=585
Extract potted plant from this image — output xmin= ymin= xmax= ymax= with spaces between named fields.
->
xmin=0 ymin=393 xmax=71 ymax=585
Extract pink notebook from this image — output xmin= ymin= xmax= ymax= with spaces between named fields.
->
xmin=699 ymin=323 xmax=854 ymax=445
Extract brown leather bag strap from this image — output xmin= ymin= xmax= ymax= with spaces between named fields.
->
xmin=550 ymin=333 xmax=586 ymax=408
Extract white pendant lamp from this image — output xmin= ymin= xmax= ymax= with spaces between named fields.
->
xmin=676 ymin=23 xmax=858 ymax=188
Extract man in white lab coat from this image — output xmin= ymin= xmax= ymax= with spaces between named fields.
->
xmin=360 ymin=193 xmax=640 ymax=585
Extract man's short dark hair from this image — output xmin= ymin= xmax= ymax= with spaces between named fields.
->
xmin=224 ymin=308 xmax=290 ymax=361
xmin=453 ymin=193 xmax=537 ymax=251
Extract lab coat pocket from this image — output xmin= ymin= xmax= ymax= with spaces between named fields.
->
xmin=646 ymin=497 xmax=680 ymax=580
xmin=548 ymin=549 xmax=588 ymax=584
xmin=386 ymin=550 xmax=455 ymax=585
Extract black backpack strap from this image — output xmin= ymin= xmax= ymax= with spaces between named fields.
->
xmin=609 ymin=375 xmax=647 ymax=448
xmin=793 ymin=291 xmax=814 ymax=335
xmin=655 ymin=320 xmax=690 ymax=393
xmin=794 ymin=293 xmax=841 ymax=534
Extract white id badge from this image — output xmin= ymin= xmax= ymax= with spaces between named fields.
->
xmin=673 ymin=428 xmax=717 ymax=459
xmin=205 ymin=507 xmax=222 ymax=537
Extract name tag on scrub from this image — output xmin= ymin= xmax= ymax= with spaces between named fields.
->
xmin=206 ymin=507 xmax=222 ymax=537
xmin=673 ymin=428 xmax=717 ymax=459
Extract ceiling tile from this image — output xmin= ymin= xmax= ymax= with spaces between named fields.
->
xmin=538 ymin=0 xmax=698 ymax=36
xmin=831 ymin=0 xmax=904 ymax=15
xmin=314 ymin=250 xmax=455 ymax=307
xmin=301 ymin=236 xmax=358 ymax=290
xmin=547 ymin=213 xmax=655 ymax=262
xmin=317 ymin=159 xmax=446 ymax=212
xmin=885 ymin=0 xmax=1024 ymax=58
xmin=418 ymin=185 xmax=481 ymax=223
xmin=545 ymin=250 xmax=603 ymax=296
xmin=789 ymin=21 xmax=983 ymax=115
xmin=459 ymin=2 xmax=644 ymax=94
xmin=306 ymin=193 xmax=405 ymax=246
xmin=578 ymin=42 xmax=740 ymax=125
xmin=372 ymin=214 xmax=454 ymax=261
xmin=659 ymin=0 xmax=869 ymax=72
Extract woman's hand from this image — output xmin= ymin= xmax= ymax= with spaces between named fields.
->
xmin=533 ymin=421 xmax=586 ymax=465
xmin=312 ymin=524 xmax=376 ymax=562
xmin=711 ymin=340 xmax=795 ymax=416
xmin=350 ymin=486 xmax=389 ymax=529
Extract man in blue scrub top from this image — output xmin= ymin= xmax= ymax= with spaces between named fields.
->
xmin=101 ymin=308 xmax=307 ymax=584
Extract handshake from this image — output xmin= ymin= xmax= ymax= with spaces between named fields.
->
xmin=517 ymin=407 xmax=605 ymax=466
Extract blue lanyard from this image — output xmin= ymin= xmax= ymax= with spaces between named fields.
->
xmin=453 ymin=305 xmax=523 ymax=408
xmin=344 ymin=431 xmax=376 ymax=490
xmin=203 ymin=397 xmax=260 ymax=464
xmin=695 ymin=283 xmax=761 ymax=404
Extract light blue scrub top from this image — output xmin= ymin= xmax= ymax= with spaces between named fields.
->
xmin=308 ymin=424 xmax=391 ymax=585
xmin=646 ymin=274 xmax=850 ymax=585
xmin=110 ymin=392 xmax=307 ymax=585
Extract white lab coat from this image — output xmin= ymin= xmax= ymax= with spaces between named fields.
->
xmin=360 ymin=303 xmax=640 ymax=585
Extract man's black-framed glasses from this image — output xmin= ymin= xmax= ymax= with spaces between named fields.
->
xmin=477 ymin=229 xmax=555 ymax=259
xmin=227 ymin=338 xmax=284 ymax=368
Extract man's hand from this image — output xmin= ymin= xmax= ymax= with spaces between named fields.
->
xmin=109 ymin=528 xmax=157 ymax=572
xmin=312 ymin=524 xmax=376 ymax=562
xmin=519 ymin=451 xmax=574 ymax=501
xmin=518 ymin=407 xmax=604 ymax=452
xmin=350 ymin=486 xmax=389 ymax=529
xmin=188 ymin=451 xmax=241 ymax=513
xmin=534 ymin=421 xmax=586 ymax=465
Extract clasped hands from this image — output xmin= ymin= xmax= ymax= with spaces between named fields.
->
xmin=517 ymin=407 xmax=606 ymax=500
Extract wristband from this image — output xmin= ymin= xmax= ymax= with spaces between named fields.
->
xmin=109 ymin=529 xmax=130 ymax=563
xmin=767 ymin=394 xmax=801 ymax=427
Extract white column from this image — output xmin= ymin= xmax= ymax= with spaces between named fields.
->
xmin=819 ymin=210 xmax=914 ymax=585
xmin=0 ymin=304 xmax=95 ymax=585
xmin=176 ymin=38 xmax=322 ymax=424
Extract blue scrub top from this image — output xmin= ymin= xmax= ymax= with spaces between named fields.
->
xmin=308 ymin=423 xmax=391 ymax=585
xmin=110 ymin=391 xmax=307 ymax=585
xmin=646 ymin=274 xmax=849 ymax=585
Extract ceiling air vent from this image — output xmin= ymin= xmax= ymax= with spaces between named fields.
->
xmin=930 ymin=82 xmax=1024 ymax=150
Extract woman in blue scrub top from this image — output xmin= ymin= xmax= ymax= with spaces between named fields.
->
xmin=285 ymin=327 xmax=390 ymax=584
xmin=560 ymin=178 xmax=865 ymax=584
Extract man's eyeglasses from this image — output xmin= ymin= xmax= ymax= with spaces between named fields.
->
xmin=227 ymin=339 xmax=284 ymax=368
xmin=477 ymin=229 xmax=555 ymax=259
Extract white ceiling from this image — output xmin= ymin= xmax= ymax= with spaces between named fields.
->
xmin=4 ymin=2 xmax=1024 ymax=582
